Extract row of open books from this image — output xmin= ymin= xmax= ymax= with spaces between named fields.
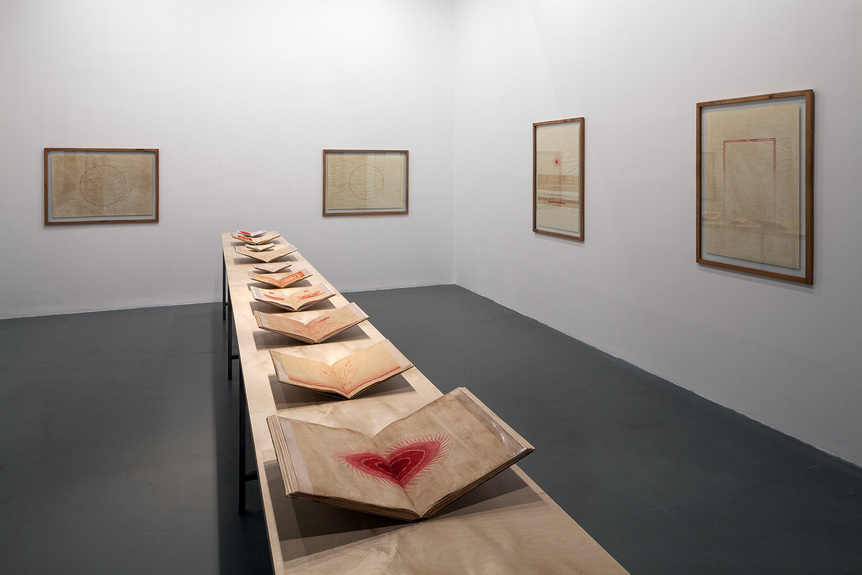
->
xmin=233 ymin=231 xmax=533 ymax=520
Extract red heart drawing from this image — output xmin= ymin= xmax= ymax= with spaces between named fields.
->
xmin=341 ymin=435 xmax=450 ymax=488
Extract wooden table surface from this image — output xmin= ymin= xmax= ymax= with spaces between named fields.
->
xmin=221 ymin=232 xmax=629 ymax=574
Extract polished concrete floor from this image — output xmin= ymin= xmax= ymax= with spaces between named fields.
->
xmin=1 ymin=285 xmax=861 ymax=574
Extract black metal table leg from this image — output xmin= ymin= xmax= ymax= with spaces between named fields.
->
xmin=227 ymin=294 xmax=234 ymax=380
xmin=222 ymin=258 xmax=227 ymax=321
xmin=238 ymin=366 xmax=258 ymax=515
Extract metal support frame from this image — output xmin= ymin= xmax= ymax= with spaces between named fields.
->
xmin=238 ymin=366 xmax=259 ymax=514
xmin=224 ymin=259 xmax=239 ymax=380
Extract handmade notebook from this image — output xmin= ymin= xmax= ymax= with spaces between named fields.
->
xmin=232 ymin=230 xmax=282 ymax=245
xmin=243 ymin=243 xmax=275 ymax=252
xmin=247 ymin=269 xmax=312 ymax=289
xmin=250 ymin=284 xmax=335 ymax=312
xmin=270 ymin=339 xmax=411 ymax=398
xmin=266 ymin=387 xmax=534 ymax=520
xmin=235 ymin=244 xmax=297 ymax=263
xmin=254 ymin=303 xmax=369 ymax=344
xmin=254 ymin=262 xmax=292 ymax=274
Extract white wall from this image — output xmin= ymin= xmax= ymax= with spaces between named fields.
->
xmin=453 ymin=0 xmax=862 ymax=466
xmin=2 ymin=0 xmax=861 ymax=467
xmin=0 ymin=0 xmax=456 ymax=317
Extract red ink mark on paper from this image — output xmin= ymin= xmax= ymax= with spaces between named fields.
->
xmin=79 ymin=164 xmax=128 ymax=207
xmin=340 ymin=435 xmax=450 ymax=488
xmin=264 ymin=291 xmax=285 ymax=301
xmin=297 ymin=290 xmax=323 ymax=301
xmin=288 ymin=364 xmax=402 ymax=394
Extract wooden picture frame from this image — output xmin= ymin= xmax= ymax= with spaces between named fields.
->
xmin=44 ymin=148 xmax=159 ymax=225
xmin=697 ymin=90 xmax=814 ymax=284
xmin=323 ymin=150 xmax=408 ymax=216
xmin=533 ymin=117 xmax=584 ymax=241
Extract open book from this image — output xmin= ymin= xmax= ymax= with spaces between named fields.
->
xmin=254 ymin=303 xmax=369 ymax=344
xmin=248 ymin=269 xmax=312 ymax=289
xmin=235 ymin=244 xmax=297 ymax=263
xmin=250 ymin=284 xmax=335 ymax=312
xmin=232 ymin=230 xmax=282 ymax=245
xmin=254 ymin=262 xmax=292 ymax=274
xmin=270 ymin=339 xmax=412 ymax=398
xmin=266 ymin=387 xmax=534 ymax=520
xmin=243 ymin=243 xmax=275 ymax=252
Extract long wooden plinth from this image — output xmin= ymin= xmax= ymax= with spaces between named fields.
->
xmin=221 ymin=233 xmax=629 ymax=574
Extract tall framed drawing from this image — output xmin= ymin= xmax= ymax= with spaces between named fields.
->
xmin=44 ymin=148 xmax=159 ymax=225
xmin=533 ymin=117 xmax=584 ymax=241
xmin=697 ymin=90 xmax=813 ymax=284
xmin=323 ymin=150 xmax=408 ymax=216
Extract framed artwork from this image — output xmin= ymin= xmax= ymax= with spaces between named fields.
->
xmin=323 ymin=150 xmax=408 ymax=216
xmin=44 ymin=148 xmax=159 ymax=225
xmin=533 ymin=117 xmax=584 ymax=241
xmin=697 ymin=90 xmax=814 ymax=284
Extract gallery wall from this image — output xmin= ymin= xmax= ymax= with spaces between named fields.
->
xmin=452 ymin=0 xmax=862 ymax=466
xmin=0 ymin=0 xmax=456 ymax=318
xmin=2 ymin=0 xmax=861 ymax=468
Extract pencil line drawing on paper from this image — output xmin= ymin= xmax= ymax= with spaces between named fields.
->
xmin=323 ymin=150 xmax=408 ymax=215
xmin=533 ymin=118 xmax=584 ymax=240
xmin=45 ymin=149 xmax=158 ymax=224
xmin=702 ymin=103 xmax=800 ymax=270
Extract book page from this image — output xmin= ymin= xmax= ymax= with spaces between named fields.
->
xmin=271 ymin=352 xmax=341 ymax=393
xmin=304 ymin=304 xmax=367 ymax=342
xmin=249 ymin=269 xmax=311 ymax=288
xmin=276 ymin=417 xmax=416 ymax=513
xmin=365 ymin=388 xmax=532 ymax=517
xmin=286 ymin=285 xmax=332 ymax=310
xmin=255 ymin=312 xmax=311 ymax=341
xmin=331 ymin=341 xmax=409 ymax=396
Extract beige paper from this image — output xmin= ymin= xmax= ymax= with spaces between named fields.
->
xmin=253 ymin=262 xmax=292 ymax=274
xmin=235 ymin=244 xmax=297 ymax=263
xmin=267 ymin=387 xmax=534 ymax=520
xmin=326 ymin=152 xmax=405 ymax=211
xmin=535 ymin=122 xmax=581 ymax=234
xmin=249 ymin=284 xmax=335 ymax=312
xmin=270 ymin=339 xmax=412 ymax=398
xmin=51 ymin=153 xmax=154 ymax=218
xmin=232 ymin=231 xmax=282 ymax=245
xmin=702 ymin=103 xmax=801 ymax=269
xmin=254 ymin=303 xmax=369 ymax=344
xmin=248 ymin=269 xmax=312 ymax=289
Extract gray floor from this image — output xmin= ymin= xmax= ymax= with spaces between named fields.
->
xmin=1 ymin=285 xmax=861 ymax=574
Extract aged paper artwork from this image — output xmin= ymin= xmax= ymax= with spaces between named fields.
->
xmin=324 ymin=150 xmax=408 ymax=215
xmin=701 ymin=103 xmax=801 ymax=269
xmin=45 ymin=149 xmax=158 ymax=224
xmin=266 ymin=387 xmax=534 ymax=520
xmin=269 ymin=339 xmax=412 ymax=398
xmin=534 ymin=118 xmax=583 ymax=240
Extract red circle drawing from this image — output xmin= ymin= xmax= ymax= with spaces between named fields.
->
xmin=79 ymin=164 xmax=127 ymax=207
xmin=348 ymin=163 xmax=385 ymax=201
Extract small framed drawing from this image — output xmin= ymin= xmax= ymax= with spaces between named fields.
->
xmin=697 ymin=90 xmax=814 ymax=284
xmin=533 ymin=117 xmax=585 ymax=241
xmin=44 ymin=148 xmax=159 ymax=225
xmin=323 ymin=150 xmax=408 ymax=216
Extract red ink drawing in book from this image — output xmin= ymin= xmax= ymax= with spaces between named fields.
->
xmin=297 ymin=290 xmax=323 ymax=301
xmin=339 ymin=434 xmax=450 ymax=489
xmin=264 ymin=291 xmax=285 ymax=301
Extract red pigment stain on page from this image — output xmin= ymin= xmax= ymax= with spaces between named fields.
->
xmin=297 ymin=290 xmax=323 ymax=301
xmin=340 ymin=435 xmax=450 ymax=488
